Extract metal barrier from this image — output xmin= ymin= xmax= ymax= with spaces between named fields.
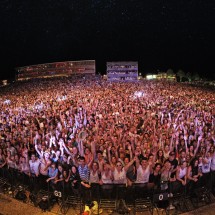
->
xmin=0 ymin=170 xmax=215 ymax=214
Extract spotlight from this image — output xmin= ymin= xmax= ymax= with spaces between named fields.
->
xmin=133 ymin=91 xmax=144 ymax=98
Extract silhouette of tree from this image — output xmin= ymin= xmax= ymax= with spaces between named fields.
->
xmin=167 ymin=68 xmax=174 ymax=75
xmin=186 ymin=72 xmax=192 ymax=82
xmin=177 ymin=69 xmax=185 ymax=82
xmin=192 ymin=73 xmax=200 ymax=81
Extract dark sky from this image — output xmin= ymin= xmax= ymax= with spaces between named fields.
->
xmin=1 ymin=0 xmax=215 ymax=80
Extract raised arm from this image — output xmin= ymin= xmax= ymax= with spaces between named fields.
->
xmin=35 ymin=144 xmax=43 ymax=158
xmin=194 ymin=136 xmax=202 ymax=156
xmin=124 ymin=157 xmax=136 ymax=172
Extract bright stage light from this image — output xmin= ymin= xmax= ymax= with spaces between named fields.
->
xmin=57 ymin=95 xmax=67 ymax=101
xmin=133 ymin=91 xmax=144 ymax=98
xmin=34 ymin=103 xmax=44 ymax=110
xmin=4 ymin=99 xmax=11 ymax=104
xmin=146 ymin=74 xmax=157 ymax=80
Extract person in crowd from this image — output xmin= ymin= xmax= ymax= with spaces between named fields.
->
xmin=6 ymin=141 xmax=16 ymax=156
xmin=38 ymin=151 xmax=52 ymax=190
xmin=14 ymin=154 xmax=22 ymax=184
xmin=78 ymin=156 xmax=91 ymax=202
xmin=174 ymin=161 xmax=188 ymax=194
xmin=167 ymin=151 xmax=178 ymax=178
xmin=29 ymin=153 xmax=40 ymax=191
xmin=135 ymin=157 xmax=151 ymax=185
xmin=148 ymin=163 xmax=162 ymax=190
xmin=89 ymin=161 xmax=101 ymax=200
xmin=111 ymin=157 xmax=136 ymax=199
xmin=100 ymin=161 xmax=113 ymax=199
xmin=53 ymin=164 xmax=65 ymax=192
xmin=46 ymin=162 xmax=58 ymax=190
xmin=156 ymin=149 xmax=165 ymax=165
xmin=187 ymin=158 xmax=202 ymax=194
xmin=0 ymin=148 xmax=6 ymax=177
xmin=134 ymin=157 xmax=151 ymax=198
xmin=160 ymin=160 xmax=174 ymax=192
xmin=202 ymin=151 xmax=212 ymax=189
xmin=84 ymin=147 xmax=93 ymax=165
xmin=67 ymin=165 xmax=81 ymax=196
xmin=20 ymin=156 xmax=30 ymax=184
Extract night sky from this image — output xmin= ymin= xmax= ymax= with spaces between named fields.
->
xmin=0 ymin=0 xmax=215 ymax=80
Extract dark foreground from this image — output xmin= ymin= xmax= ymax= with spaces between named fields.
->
xmin=0 ymin=192 xmax=215 ymax=215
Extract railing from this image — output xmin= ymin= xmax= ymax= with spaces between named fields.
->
xmin=0 ymin=167 xmax=215 ymax=214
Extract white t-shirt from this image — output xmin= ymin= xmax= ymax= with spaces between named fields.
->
xmin=101 ymin=170 xmax=113 ymax=184
xmin=135 ymin=165 xmax=150 ymax=184
xmin=202 ymin=157 xmax=211 ymax=173
xmin=29 ymin=159 xmax=40 ymax=175
xmin=113 ymin=168 xmax=127 ymax=184
xmin=89 ymin=170 xmax=100 ymax=183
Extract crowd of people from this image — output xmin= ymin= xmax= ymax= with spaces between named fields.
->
xmin=0 ymin=75 xmax=215 ymax=202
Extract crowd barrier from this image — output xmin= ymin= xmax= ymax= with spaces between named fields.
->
xmin=0 ymin=167 xmax=215 ymax=214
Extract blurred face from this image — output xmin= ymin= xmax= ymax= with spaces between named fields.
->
xmin=111 ymin=147 xmax=115 ymax=153
xmin=44 ymin=152 xmax=50 ymax=159
xmin=148 ymin=155 xmax=153 ymax=161
xmin=71 ymin=166 xmax=77 ymax=173
xmin=31 ymin=154 xmax=36 ymax=161
xmin=164 ymin=145 xmax=169 ymax=151
xmin=135 ymin=147 xmax=141 ymax=155
xmin=103 ymin=163 xmax=109 ymax=171
xmin=181 ymin=152 xmax=186 ymax=158
xmin=51 ymin=164 xmax=56 ymax=169
xmin=186 ymin=154 xmax=191 ymax=160
xmin=97 ymin=153 xmax=102 ymax=160
xmin=79 ymin=159 xmax=85 ymax=166
xmin=158 ymin=150 xmax=163 ymax=157
xmin=169 ymin=153 xmax=175 ymax=160
xmin=58 ymin=165 xmax=63 ymax=172
xmin=85 ymin=148 xmax=90 ymax=155
xmin=7 ymin=151 xmax=11 ymax=157
xmin=189 ymin=145 xmax=194 ymax=151
xmin=111 ymin=156 xmax=117 ymax=164
xmin=116 ymin=162 xmax=122 ymax=170
xmin=194 ymin=160 xmax=199 ymax=166
xmin=141 ymin=159 xmax=148 ymax=168
xmin=182 ymin=162 xmax=187 ymax=168
xmin=92 ymin=162 xmax=98 ymax=170
xmin=22 ymin=157 xmax=26 ymax=163
xmin=165 ymin=161 xmax=171 ymax=169
xmin=155 ymin=164 xmax=161 ymax=172
xmin=124 ymin=157 xmax=129 ymax=165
